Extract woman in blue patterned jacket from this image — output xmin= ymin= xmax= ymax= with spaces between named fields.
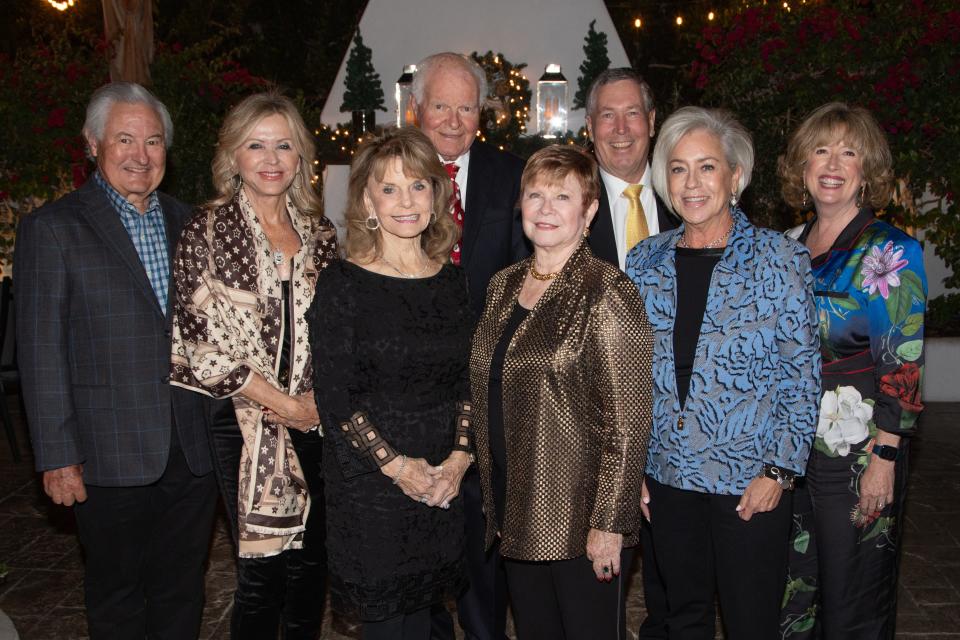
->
xmin=778 ymin=103 xmax=927 ymax=639
xmin=625 ymin=107 xmax=821 ymax=639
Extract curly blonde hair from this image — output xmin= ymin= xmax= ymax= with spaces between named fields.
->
xmin=207 ymin=90 xmax=322 ymax=217
xmin=778 ymin=102 xmax=894 ymax=211
xmin=344 ymin=128 xmax=456 ymax=262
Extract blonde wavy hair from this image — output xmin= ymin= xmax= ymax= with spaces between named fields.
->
xmin=778 ymin=102 xmax=894 ymax=211
xmin=207 ymin=90 xmax=322 ymax=216
xmin=344 ymin=128 xmax=456 ymax=262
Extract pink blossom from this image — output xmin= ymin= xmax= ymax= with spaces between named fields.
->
xmin=861 ymin=241 xmax=909 ymax=299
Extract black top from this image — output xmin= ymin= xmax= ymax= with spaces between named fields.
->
xmin=307 ymin=261 xmax=474 ymax=621
xmin=487 ymin=302 xmax=530 ymax=528
xmin=673 ymin=247 xmax=723 ymax=407
xmin=277 ymin=278 xmax=292 ymax=388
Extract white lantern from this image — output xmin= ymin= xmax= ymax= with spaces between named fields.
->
xmin=536 ymin=64 xmax=568 ymax=138
xmin=395 ymin=64 xmax=417 ymax=127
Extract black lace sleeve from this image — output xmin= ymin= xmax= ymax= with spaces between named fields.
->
xmin=452 ymin=400 xmax=473 ymax=453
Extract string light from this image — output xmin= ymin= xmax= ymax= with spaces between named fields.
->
xmin=47 ymin=0 xmax=76 ymax=9
xmin=634 ymin=17 xmax=642 ymax=28
xmin=708 ymin=11 xmax=715 ymax=20
xmin=676 ymin=15 xmax=684 ymax=25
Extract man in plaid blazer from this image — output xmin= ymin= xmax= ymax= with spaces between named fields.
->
xmin=14 ymin=82 xmax=216 ymax=640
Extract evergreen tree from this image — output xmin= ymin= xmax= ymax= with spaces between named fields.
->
xmin=340 ymin=30 xmax=386 ymax=112
xmin=573 ymin=20 xmax=610 ymax=110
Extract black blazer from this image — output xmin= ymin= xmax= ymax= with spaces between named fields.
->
xmin=14 ymin=178 xmax=212 ymax=486
xmin=588 ymin=175 xmax=679 ymax=267
xmin=461 ymin=139 xmax=529 ymax=315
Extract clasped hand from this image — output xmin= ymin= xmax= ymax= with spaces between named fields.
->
xmin=262 ymin=391 xmax=320 ymax=432
xmin=382 ymin=451 xmax=471 ymax=509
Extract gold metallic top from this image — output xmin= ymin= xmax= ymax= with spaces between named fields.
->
xmin=470 ymin=241 xmax=654 ymax=561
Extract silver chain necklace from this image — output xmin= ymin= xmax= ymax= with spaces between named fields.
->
xmin=381 ymin=256 xmax=430 ymax=278
xmin=678 ymin=218 xmax=735 ymax=249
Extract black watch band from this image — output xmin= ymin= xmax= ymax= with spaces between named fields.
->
xmin=872 ymin=444 xmax=899 ymax=461
xmin=760 ymin=464 xmax=796 ymax=490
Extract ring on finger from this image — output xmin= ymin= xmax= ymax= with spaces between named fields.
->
xmin=602 ymin=565 xmax=610 ymax=574
xmin=419 ymin=496 xmax=428 ymax=504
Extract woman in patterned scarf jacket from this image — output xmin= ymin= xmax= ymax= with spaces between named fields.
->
xmin=171 ymin=91 xmax=338 ymax=639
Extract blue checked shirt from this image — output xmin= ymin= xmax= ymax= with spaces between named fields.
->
xmin=94 ymin=171 xmax=170 ymax=312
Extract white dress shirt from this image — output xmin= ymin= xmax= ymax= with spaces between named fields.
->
xmin=599 ymin=165 xmax=659 ymax=270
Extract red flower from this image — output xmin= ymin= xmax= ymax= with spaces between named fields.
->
xmin=47 ymin=107 xmax=67 ymax=129
xmin=72 ymin=163 xmax=90 ymax=189
xmin=879 ymin=362 xmax=923 ymax=413
xmin=760 ymin=38 xmax=787 ymax=62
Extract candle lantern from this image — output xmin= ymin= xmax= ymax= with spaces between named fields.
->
xmin=395 ymin=64 xmax=417 ymax=127
xmin=536 ymin=64 xmax=568 ymax=138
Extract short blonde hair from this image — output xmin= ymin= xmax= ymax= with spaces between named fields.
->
xmin=344 ymin=128 xmax=456 ymax=262
xmin=778 ymin=102 xmax=893 ymax=210
xmin=651 ymin=107 xmax=754 ymax=213
xmin=520 ymin=145 xmax=599 ymax=207
xmin=208 ymin=90 xmax=322 ymax=217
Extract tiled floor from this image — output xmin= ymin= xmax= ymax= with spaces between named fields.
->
xmin=1 ymin=403 xmax=958 ymax=639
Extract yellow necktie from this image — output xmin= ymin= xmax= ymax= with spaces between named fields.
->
xmin=624 ymin=183 xmax=649 ymax=252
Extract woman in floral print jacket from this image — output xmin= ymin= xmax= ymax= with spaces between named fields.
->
xmin=779 ymin=102 xmax=927 ymax=639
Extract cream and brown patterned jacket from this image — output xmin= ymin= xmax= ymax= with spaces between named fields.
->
xmin=171 ymin=190 xmax=338 ymax=557
xmin=470 ymin=240 xmax=654 ymax=561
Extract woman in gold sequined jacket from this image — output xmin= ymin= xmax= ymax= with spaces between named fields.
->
xmin=470 ymin=145 xmax=654 ymax=639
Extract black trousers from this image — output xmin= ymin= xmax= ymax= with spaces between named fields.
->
xmin=456 ymin=468 xmax=508 ymax=640
xmin=74 ymin=432 xmax=218 ymax=640
xmin=637 ymin=519 xmax=669 ymax=638
xmin=647 ymin=478 xmax=792 ymax=640
xmin=208 ymin=406 xmax=327 ymax=640
xmin=362 ymin=606 xmax=432 ymax=640
xmin=503 ymin=547 xmax=635 ymax=640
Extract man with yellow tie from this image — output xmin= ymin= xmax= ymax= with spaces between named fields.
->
xmin=586 ymin=68 xmax=678 ymax=270
xmin=585 ymin=67 xmax=678 ymax=639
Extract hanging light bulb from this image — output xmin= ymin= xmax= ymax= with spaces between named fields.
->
xmin=47 ymin=0 xmax=76 ymax=9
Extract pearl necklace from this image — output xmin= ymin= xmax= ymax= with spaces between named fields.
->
xmin=381 ymin=256 xmax=431 ymax=278
xmin=678 ymin=218 xmax=735 ymax=249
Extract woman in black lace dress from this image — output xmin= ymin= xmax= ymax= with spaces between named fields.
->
xmin=307 ymin=128 xmax=474 ymax=639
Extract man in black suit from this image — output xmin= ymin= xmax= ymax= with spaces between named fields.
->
xmin=15 ymin=82 xmax=217 ymax=640
xmin=412 ymin=52 xmax=527 ymax=639
xmin=585 ymin=68 xmax=677 ymax=638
